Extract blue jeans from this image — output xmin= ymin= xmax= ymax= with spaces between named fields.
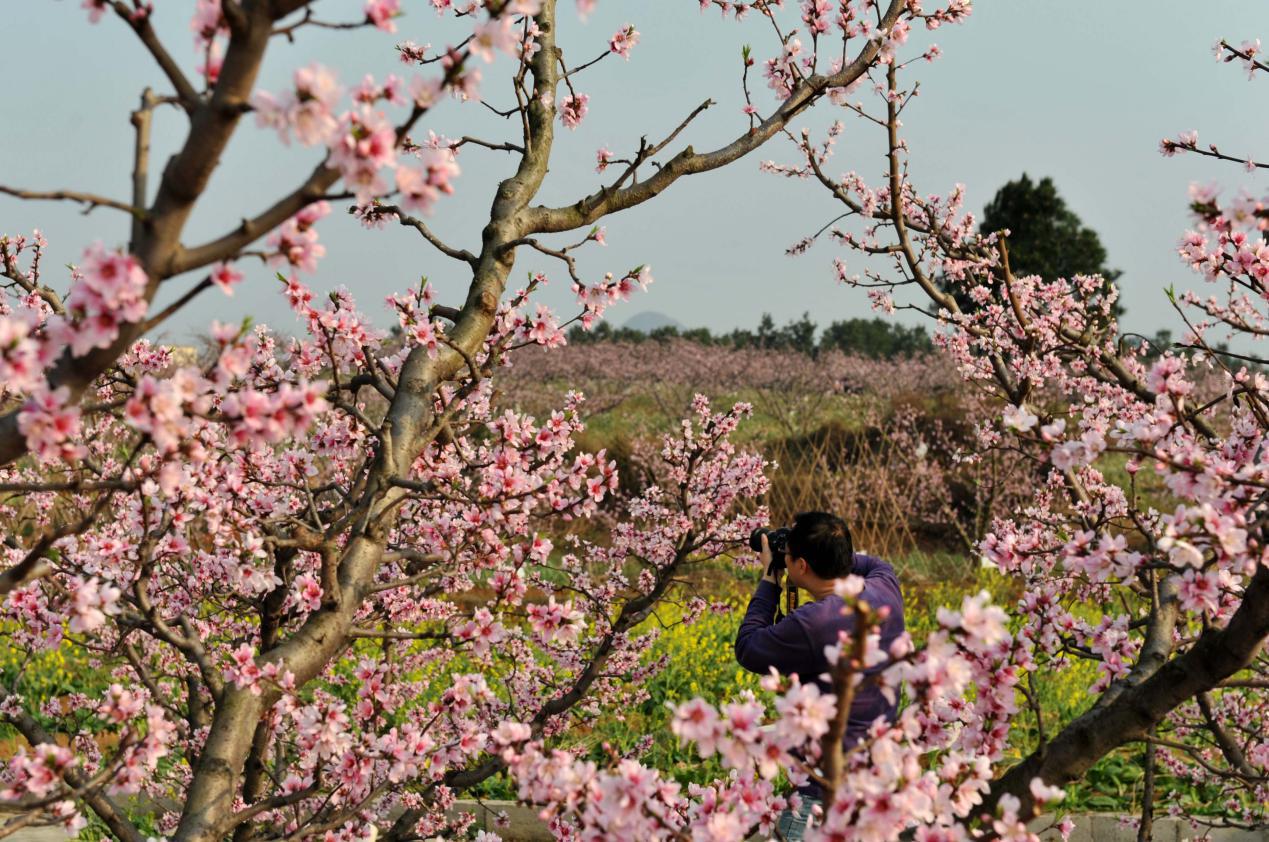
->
xmin=776 ymin=795 xmax=821 ymax=840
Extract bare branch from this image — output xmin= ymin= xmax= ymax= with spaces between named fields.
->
xmin=451 ymin=135 xmax=525 ymax=154
xmin=111 ymin=1 xmax=200 ymax=110
xmin=377 ymin=205 xmax=478 ymax=265
xmin=0 ymin=185 xmax=144 ymax=217
xmin=271 ymin=6 xmax=371 ymax=40
xmin=172 ymin=164 xmax=343 ymax=275
xmin=1197 ymin=691 xmax=1258 ymax=778
xmin=141 ymin=277 xmax=214 ymax=334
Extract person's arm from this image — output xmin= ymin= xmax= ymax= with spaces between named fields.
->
xmin=851 ymin=552 xmax=886 ymax=577
xmin=854 ymin=554 xmax=904 ymax=621
xmin=734 ymin=579 xmax=815 ymax=676
xmin=735 ymin=533 xmax=814 ymax=676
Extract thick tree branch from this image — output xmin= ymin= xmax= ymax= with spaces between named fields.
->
xmin=172 ymin=163 xmax=342 ymax=275
xmin=1092 ymin=574 xmax=1180 ymax=712
xmin=522 ymin=0 xmax=905 ymax=234
xmin=130 ymin=88 xmax=159 ymax=243
xmin=984 ymin=564 xmax=1269 ymax=821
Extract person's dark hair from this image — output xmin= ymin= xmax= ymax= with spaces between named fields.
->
xmin=787 ymin=511 xmax=855 ymax=579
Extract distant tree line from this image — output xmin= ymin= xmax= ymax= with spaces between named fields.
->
xmin=569 ymin=175 xmax=1243 ymax=365
xmin=568 ymin=313 xmax=935 ymax=359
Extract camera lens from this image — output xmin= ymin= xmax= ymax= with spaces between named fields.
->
xmin=769 ymin=527 xmax=790 ymax=556
xmin=749 ymin=527 xmax=790 ymax=576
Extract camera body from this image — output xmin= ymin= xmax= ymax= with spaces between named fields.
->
xmin=749 ymin=527 xmax=791 ymax=573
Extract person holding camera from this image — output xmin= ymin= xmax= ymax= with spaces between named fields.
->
xmin=734 ymin=511 xmax=905 ymax=840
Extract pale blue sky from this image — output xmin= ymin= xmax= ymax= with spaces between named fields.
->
xmin=2 ymin=1 xmax=1268 ymax=344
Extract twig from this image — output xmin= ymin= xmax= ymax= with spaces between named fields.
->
xmin=142 ymin=277 xmax=214 ymax=333
xmin=378 ymin=205 xmax=478 ymax=265
xmin=111 ymin=0 xmax=200 ymax=110
xmin=0 ymin=185 xmax=143 ymax=218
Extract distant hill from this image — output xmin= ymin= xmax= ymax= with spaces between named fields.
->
xmin=623 ymin=311 xmax=683 ymax=333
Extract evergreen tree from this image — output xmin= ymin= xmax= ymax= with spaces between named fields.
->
xmin=977 ymin=174 xmax=1124 ymax=319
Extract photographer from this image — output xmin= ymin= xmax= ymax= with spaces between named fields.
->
xmin=734 ymin=511 xmax=905 ymax=840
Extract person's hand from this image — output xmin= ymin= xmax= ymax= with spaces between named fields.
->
xmin=759 ymin=533 xmax=783 ymax=585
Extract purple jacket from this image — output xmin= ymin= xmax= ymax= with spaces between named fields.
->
xmin=734 ymin=554 xmax=905 ymax=795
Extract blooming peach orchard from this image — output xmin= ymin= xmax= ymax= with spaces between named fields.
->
xmin=0 ymin=1 xmax=1259 ymax=842
xmin=0 ymin=0 xmax=971 ymax=838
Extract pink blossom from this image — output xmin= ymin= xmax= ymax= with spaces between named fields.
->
xmin=364 ymin=0 xmax=401 ymax=32
xmin=773 ymin=681 xmax=836 ymax=742
xmin=0 ymin=311 xmax=46 ymax=393
xmin=609 ymin=24 xmax=640 ymax=59
xmin=82 ymin=0 xmax=108 ymax=23
xmin=411 ymin=319 xmax=443 ymax=358
xmin=833 ymin=574 xmax=866 ymax=598
xmin=225 ymin=643 xmax=263 ymax=694
xmin=210 ymin=262 xmax=244 ymax=296
xmin=18 ymin=386 xmax=86 ymax=463
xmin=68 ymin=577 xmax=121 ymax=634
xmin=294 ymin=574 xmax=323 ymax=611
xmin=471 ymin=16 xmax=518 ymax=63
xmin=524 ymin=305 xmax=565 ymax=347
xmin=492 ymin=721 xmax=532 ymax=746
xmin=329 ymin=107 xmax=398 ymax=203
xmin=559 ymin=93 xmax=589 ymax=129
xmin=1029 ymin=777 xmax=1065 ymax=804
xmin=267 ymin=215 xmax=326 ymax=273
xmin=253 ymin=64 xmax=341 ymax=147
xmin=2 ymin=744 xmax=76 ymax=800
xmin=526 ymin=596 xmax=584 ymax=645
xmin=98 ymin=684 xmax=145 ymax=724
xmin=455 ymin=607 xmax=507 ymax=656
xmin=671 ymin=698 xmax=722 ymax=755
xmin=1177 ymin=568 xmax=1223 ymax=616
xmin=64 ymin=242 xmax=148 ymax=355
xmin=396 ymin=147 xmax=460 ymax=215
xmin=1002 ymin=404 xmax=1038 ymax=432
xmin=410 ymin=75 xmax=443 ymax=109
xmin=868 ymin=289 xmax=896 ymax=313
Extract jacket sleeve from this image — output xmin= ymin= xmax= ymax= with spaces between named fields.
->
xmin=855 ymin=554 xmax=904 ymax=624
xmin=734 ymin=580 xmax=814 ymax=678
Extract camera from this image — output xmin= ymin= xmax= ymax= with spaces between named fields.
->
xmin=749 ymin=527 xmax=791 ymax=573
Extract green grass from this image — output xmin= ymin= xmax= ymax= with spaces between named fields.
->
xmin=528 ymin=382 xmax=877 ymax=447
